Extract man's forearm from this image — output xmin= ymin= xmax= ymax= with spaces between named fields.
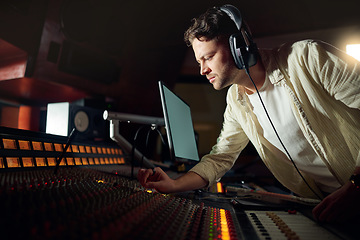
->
xmin=173 ymin=171 xmax=209 ymax=192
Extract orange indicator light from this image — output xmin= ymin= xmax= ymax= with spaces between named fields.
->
xmin=217 ymin=182 xmax=224 ymax=193
xmin=220 ymin=209 xmax=230 ymax=240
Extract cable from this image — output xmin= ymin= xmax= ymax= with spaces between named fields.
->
xmin=144 ymin=125 xmax=167 ymax=167
xmin=245 ymin=67 xmax=323 ymax=200
xmin=130 ymin=124 xmax=167 ymax=178
xmin=131 ymin=125 xmax=148 ymax=179
xmin=54 ymin=128 xmax=77 ymax=175
xmin=145 ymin=126 xmax=167 ymax=153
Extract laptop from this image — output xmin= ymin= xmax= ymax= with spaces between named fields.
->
xmin=158 ymin=81 xmax=200 ymax=162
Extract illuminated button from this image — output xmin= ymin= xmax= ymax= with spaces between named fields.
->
xmin=85 ymin=146 xmax=91 ymax=153
xmin=100 ymin=158 xmax=105 ymax=164
xmin=66 ymin=158 xmax=74 ymax=165
xmin=88 ymin=158 xmax=94 ymax=165
xmin=22 ymin=157 xmax=34 ymax=167
xmin=0 ymin=158 xmax=4 ymax=168
xmin=63 ymin=144 xmax=71 ymax=152
xmin=94 ymin=158 xmax=100 ymax=164
xmin=217 ymin=182 xmax=223 ymax=193
xmin=220 ymin=209 xmax=231 ymax=240
xmin=79 ymin=145 xmax=86 ymax=153
xmin=82 ymin=158 xmax=88 ymax=165
xmin=91 ymin=146 xmax=97 ymax=153
xmin=59 ymin=158 xmax=66 ymax=166
xmin=97 ymin=147 xmax=102 ymax=154
xmin=47 ymin=158 xmax=56 ymax=166
xmin=35 ymin=157 xmax=46 ymax=167
xmin=18 ymin=140 xmax=31 ymax=150
xmin=44 ymin=142 xmax=54 ymax=151
xmin=3 ymin=139 xmax=17 ymax=149
xmin=75 ymin=158 xmax=82 ymax=165
xmin=32 ymin=141 xmax=43 ymax=151
xmin=71 ymin=145 xmax=79 ymax=153
xmin=54 ymin=143 xmax=63 ymax=152
xmin=6 ymin=157 xmax=20 ymax=167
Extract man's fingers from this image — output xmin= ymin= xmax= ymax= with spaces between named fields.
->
xmin=313 ymin=199 xmax=342 ymax=222
xmin=138 ymin=169 xmax=153 ymax=186
xmin=312 ymin=201 xmax=326 ymax=221
xmin=143 ymin=181 xmax=158 ymax=189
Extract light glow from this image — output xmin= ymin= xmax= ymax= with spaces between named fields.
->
xmin=220 ymin=209 xmax=230 ymax=240
xmin=346 ymin=44 xmax=360 ymax=61
xmin=217 ymin=182 xmax=224 ymax=193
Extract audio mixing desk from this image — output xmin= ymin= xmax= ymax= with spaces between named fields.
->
xmin=0 ymin=127 xmax=358 ymax=240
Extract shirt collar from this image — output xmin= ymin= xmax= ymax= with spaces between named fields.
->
xmin=236 ymin=48 xmax=286 ymax=102
xmin=259 ymin=49 xmax=286 ymax=85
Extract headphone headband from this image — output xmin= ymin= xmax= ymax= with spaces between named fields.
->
xmin=219 ymin=4 xmax=258 ymax=70
xmin=220 ymin=4 xmax=243 ymax=31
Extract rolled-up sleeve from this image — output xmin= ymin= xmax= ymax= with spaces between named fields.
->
xmin=189 ymin=89 xmax=249 ymax=187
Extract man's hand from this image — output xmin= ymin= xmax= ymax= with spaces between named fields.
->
xmin=312 ymin=181 xmax=360 ymax=222
xmin=137 ymin=167 xmax=208 ymax=194
xmin=137 ymin=167 xmax=176 ymax=193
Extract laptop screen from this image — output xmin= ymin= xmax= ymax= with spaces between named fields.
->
xmin=158 ymin=81 xmax=199 ymax=162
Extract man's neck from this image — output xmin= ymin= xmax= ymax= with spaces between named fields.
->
xmin=242 ymin=61 xmax=266 ymax=94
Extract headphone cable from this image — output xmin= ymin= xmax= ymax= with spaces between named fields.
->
xmin=245 ymin=68 xmax=323 ymax=200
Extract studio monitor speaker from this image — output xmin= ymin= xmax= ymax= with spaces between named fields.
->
xmin=46 ymin=102 xmax=107 ymax=140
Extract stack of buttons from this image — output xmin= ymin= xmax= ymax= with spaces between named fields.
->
xmin=245 ymin=210 xmax=341 ymax=240
xmin=201 ymin=206 xmax=237 ymax=240
xmin=0 ymin=168 xmax=240 ymax=240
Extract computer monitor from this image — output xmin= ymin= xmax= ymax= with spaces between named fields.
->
xmin=158 ymin=81 xmax=200 ymax=162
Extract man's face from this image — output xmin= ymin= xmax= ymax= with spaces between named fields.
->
xmin=192 ymin=37 xmax=238 ymax=90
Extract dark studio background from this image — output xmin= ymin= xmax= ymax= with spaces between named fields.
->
xmin=0 ymin=0 xmax=359 ymax=158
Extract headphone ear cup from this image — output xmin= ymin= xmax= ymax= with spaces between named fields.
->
xmin=247 ymin=42 xmax=258 ymax=68
xmin=229 ymin=33 xmax=245 ymax=69
xmin=229 ymin=33 xmax=258 ymax=70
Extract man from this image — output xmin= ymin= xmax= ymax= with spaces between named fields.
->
xmin=138 ymin=5 xmax=360 ymax=223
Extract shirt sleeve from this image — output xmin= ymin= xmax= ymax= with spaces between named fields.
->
xmin=307 ymin=40 xmax=360 ymax=109
xmin=189 ymin=88 xmax=250 ymax=187
xmin=304 ymin=40 xmax=360 ymax=166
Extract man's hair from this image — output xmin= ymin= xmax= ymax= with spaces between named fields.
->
xmin=184 ymin=6 xmax=238 ymax=47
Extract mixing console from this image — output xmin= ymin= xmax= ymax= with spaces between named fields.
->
xmin=0 ymin=127 xmax=357 ymax=240
xmin=0 ymin=127 xmax=240 ymax=240
xmin=0 ymin=167 xmax=240 ymax=240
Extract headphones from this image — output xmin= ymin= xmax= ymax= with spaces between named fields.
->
xmin=220 ymin=4 xmax=258 ymax=70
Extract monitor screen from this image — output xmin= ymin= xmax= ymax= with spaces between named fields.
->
xmin=158 ymin=81 xmax=199 ymax=162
